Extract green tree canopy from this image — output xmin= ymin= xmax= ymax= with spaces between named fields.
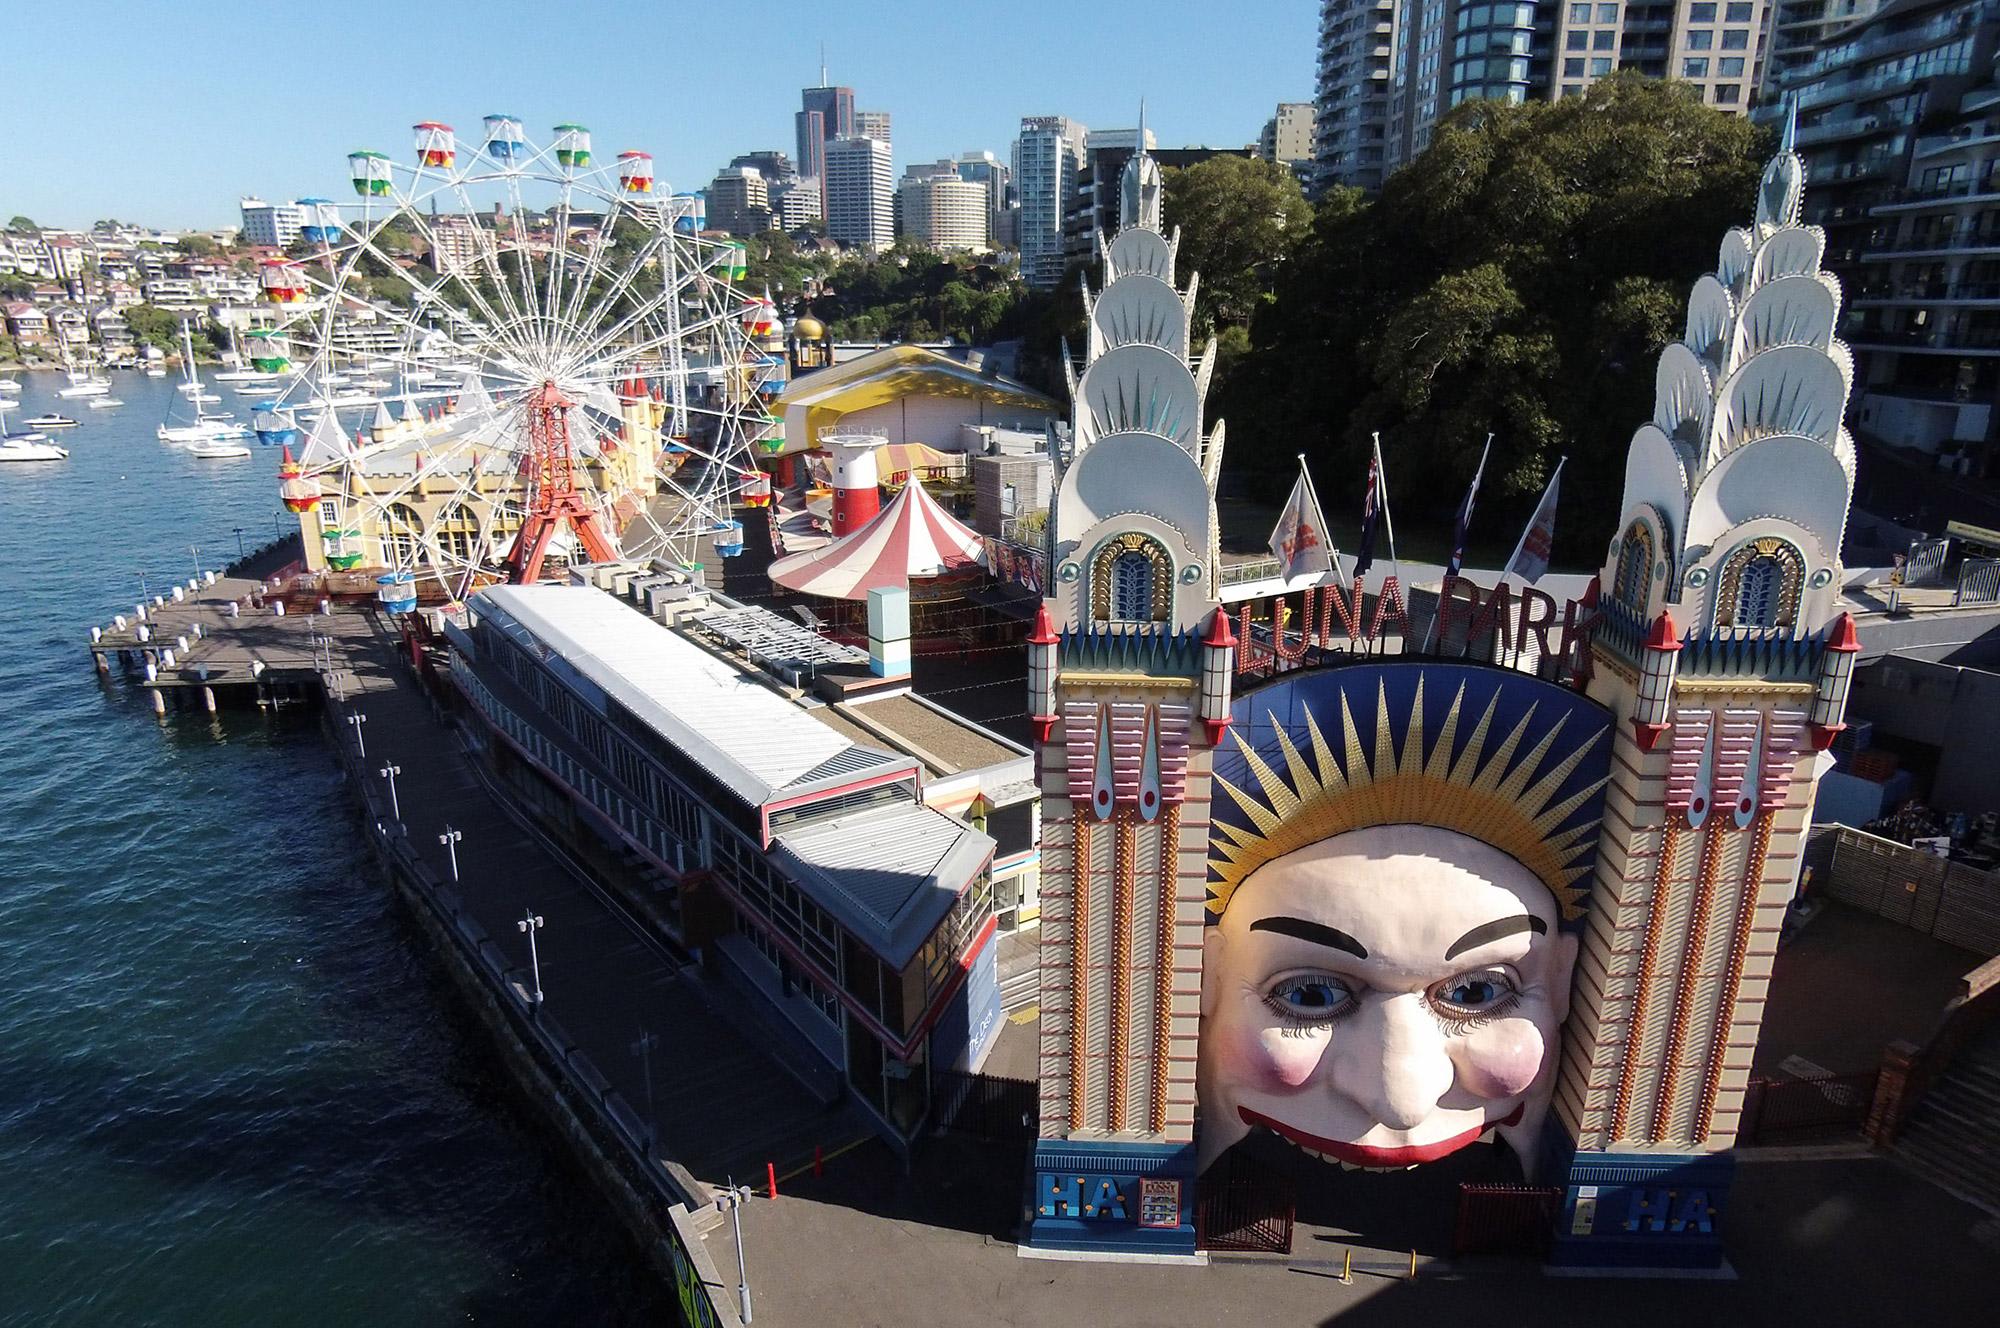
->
xmin=1226 ymin=75 xmax=1764 ymax=559
xmin=1162 ymin=156 xmax=1309 ymax=334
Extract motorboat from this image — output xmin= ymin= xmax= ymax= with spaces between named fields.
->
xmin=57 ymin=378 xmax=110 ymax=398
xmin=0 ymin=378 xmax=21 ymax=395
xmin=25 ymin=413 xmax=78 ymax=429
xmin=188 ymin=439 xmax=252 ymax=459
xmin=0 ymin=434 xmax=67 ymax=461
xmin=144 ymin=366 xmax=168 ymax=377
xmin=0 ymin=402 xmax=67 ymax=460
xmin=88 ymin=397 xmax=124 ymax=409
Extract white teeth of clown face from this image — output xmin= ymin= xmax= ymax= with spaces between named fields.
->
xmin=1288 ymin=1142 xmax=1413 ymax=1173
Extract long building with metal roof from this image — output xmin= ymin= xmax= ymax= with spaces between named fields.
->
xmin=445 ymin=582 xmax=1001 ymax=1145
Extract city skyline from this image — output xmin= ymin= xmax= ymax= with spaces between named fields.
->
xmin=0 ymin=0 xmax=1315 ymax=230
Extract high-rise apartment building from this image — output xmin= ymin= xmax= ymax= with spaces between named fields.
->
xmin=856 ymin=110 xmax=892 ymax=145
xmin=955 ymin=151 xmax=1013 ymax=251
xmin=1259 ymin=102 xmax=1318 ymax=165
xmin=1013 ymin=116 xmax=1087 ymax=287
xmin=898 ymin=163 xmax=991 ymax=251
xmin=1319 ymin=0 xmax=1772 ymax=189
xmin=1760 ymin=0 xmax=2000 ymax=470
xmin=707 ymin=167 xmax=773 ymax=237
xmin=796 ymin=82 xmax=856 ymax=210
xmin=825 ymin=135 xmax=894 ymax=253
xmin=1314 ymin=0 xmax=1401 ymax=192
xmin=1759 ymin=0 xmax=1886 ymax=92
xmin=238 ymin=197 xmax=306 ymax=247
xmin=772 ymin=177 xmax=823 ymax=231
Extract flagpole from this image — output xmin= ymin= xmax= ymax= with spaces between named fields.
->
xmin=1373 ymin=431 xmax=1401 ymax=588
xmin=1296 ymin=451 xmax=1343 ymax=591
xmin=1427 ymin=432 xmax=1494 ymax=655
xmin=1497 ymin=455 xmax=1566 ymax=666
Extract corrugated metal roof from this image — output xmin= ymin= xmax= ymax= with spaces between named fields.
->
xmin=472 ymin=584 xmax=904 ymax=809
xmin=773 ymin=801 xmax=994 ymax=967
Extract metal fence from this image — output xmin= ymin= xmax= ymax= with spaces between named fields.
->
xmin=932 ymin=1069 xmax=1038 ymax=1141
xmin=1452 ymin=1183 xmax=1561 ymax=1257
xmin=1740 ymin=1071 xmax=1881 ymax=1143
xmin=1955 ymin=557 xmax=2000 ymax=606
xmin=1901 ymin=537 xmax=1951 ymax=587
xmin=1195 ymin=1152 xmax=1295 ymax=1254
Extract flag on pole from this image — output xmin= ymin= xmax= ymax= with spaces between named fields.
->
xmin=1447 ymin=433 xmax=1493 ymax=578
xmin=1268 ymin=460 xmax=1336 ymax=583
xmin=1353 ymin=434 xmax=1391 ymax=578
xmin=1503 ymin=457 xmax=1566 ymax=585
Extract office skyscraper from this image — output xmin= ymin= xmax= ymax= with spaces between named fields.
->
xmin=1013 ymin=116 xmax=1087 ymax=288
xmin=796 ymin=78 xmax=856 ymax=211
xmin=825 ymin=136 xmax=894 ymax=253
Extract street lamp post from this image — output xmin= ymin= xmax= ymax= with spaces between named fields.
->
xmin=379 ymin=763 xmax=401 ymax=822
xmin=347 ymin=711 xmax=367 ymax=758
xmin=716 ymin=1181 xmax=755 ymax=1324
xmin=190 ymin=545 xmax=202 ymax=580
xmin=632 ymin=1028 xmax=658 ymax=1142
xmin=438 ymin=826 xmax=462 ymax=881
xmin=233 ymin=526 xmax=246 ymax=558
xmin=518 ymin=910 xmax=545 ymax=1004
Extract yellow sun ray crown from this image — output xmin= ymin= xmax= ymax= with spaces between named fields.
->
xmin=1209 ymin=672 xmax=1609 ymax=922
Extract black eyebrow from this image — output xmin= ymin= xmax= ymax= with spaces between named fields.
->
xmin=1444 ymin=915 xmax=1546 ymax=960
xmin=1249 ymin=916 xmax=1369 ymax=958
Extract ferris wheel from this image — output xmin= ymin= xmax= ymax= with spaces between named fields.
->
xmin=263 ymin=113 xmax=783 ymax=596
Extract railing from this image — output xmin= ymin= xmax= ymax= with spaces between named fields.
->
xmin=1219 ymin=556 xmax=1283 ymax=586
xmin=1453 ymin=1183 xmax=1561 ymax=1257
xmin=1863 ymin=230 xmax=2000 ymax=255
xmin=1955 ymin=557 xmax=2000 ymax=605
xmin=1903 ymin=536 xmax=1952 ymax=587
xmin=1195 ymin=1152 xmax=1294 ymax=1254
xmin=1852 ymin=281 xmax=2000 ymax=302
xmin=931 ymin=1069 xmax=1037 ymax=1141
xmin=1739 ymin=1070 xmax=1880 ymax=1143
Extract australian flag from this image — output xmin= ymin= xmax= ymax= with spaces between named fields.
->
xmin=1447 ymin=434 xmax=1493 ymax=579
xmin=1353 ymin=445 xmax=1384 ymax=578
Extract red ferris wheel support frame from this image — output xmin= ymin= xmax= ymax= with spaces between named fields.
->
xmin=505 ymin=380 xmax=619 ymax=584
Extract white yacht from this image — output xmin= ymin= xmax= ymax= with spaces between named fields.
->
xmin=187 ymin=438 xmax=251 ymax=459
xmin=88 ymin=397 xmax=124 ymax=409
xmin=158 ymin=321 xmax=254 ymax=446
xmin=0 ymin=403 xmax=67 ymax=461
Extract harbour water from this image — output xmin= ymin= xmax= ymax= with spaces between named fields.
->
xmin=0 ymin=373 xmax=671 ymax=1325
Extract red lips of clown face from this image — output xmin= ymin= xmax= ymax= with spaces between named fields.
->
xmin=1239 ymin=1101 xmax=1526 ymax=1168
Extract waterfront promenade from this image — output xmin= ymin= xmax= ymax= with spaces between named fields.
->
xmin=88 ymin=589 xmax=1999 ymax=1326
xmin=320 ymin=610 xmax=849 ymax=1194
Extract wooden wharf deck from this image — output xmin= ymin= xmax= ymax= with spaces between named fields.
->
xmin=84 ymin=570 xmax=376 ymax=714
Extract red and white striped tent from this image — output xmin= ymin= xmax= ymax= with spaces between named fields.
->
xmin=768 ymin=480 xmax=987 ymax=601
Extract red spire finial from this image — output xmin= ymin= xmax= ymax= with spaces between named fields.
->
xmin=1028 ymin=601 xmax=1058 ymax=645
xmin=1644 ymin=609 xmax=1681 ymax=652
xmin=1825 ymin=611 xmax=1859 ymax=652
xmin=1204 ymin=605 xmax=1238 ymax=648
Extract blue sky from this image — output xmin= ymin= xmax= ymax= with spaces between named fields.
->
xmin=1 ymin=0 xmax=1317 ymax=230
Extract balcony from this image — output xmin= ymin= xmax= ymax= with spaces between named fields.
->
xmin=1870 ymin=180 xmax=2000 ymax=213
xmin=1846 ymin=323 xmax=2000 ymax=354
xmin=1850 ymin=281 xmax=2000 ymax=307
xmin=1863 ymin=231 xmax=2000 ymax=259
xmin=1797 ymin=112 xmax=1888 ymax=146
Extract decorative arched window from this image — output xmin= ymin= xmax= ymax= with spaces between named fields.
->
xmin=1614 ymin=520 xmax=1654 ymax=614
xmin=436 ymin=502 xmax=482 ymax=564
xmin=1716 ymin=536 xmax=1806 ymax=631
xmin=384 ymin=503 xmax=424 ymax=567
xmin=1089 ymin=532 xmax=1172 ymax=623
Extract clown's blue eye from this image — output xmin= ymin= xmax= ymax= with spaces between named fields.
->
xmin=1264 ymin=976 xmax=1354 ymax=1024
xmin=1431 ymin=971 xmax=1519 ymax=1019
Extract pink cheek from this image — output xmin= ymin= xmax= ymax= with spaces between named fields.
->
xmin=1452 ymin=1019 xmax=1546 ymax=1100
xmin=1223 ymin=1022 xmax=1322 ymax=1092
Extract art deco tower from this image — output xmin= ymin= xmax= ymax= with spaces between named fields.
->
xmin=1022 ymin=138 xmax=1233 ymax=1259
xmin=1550 ymin=113 xmax=1860 ymax=1269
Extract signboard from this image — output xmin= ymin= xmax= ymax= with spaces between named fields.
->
xmin=1138 ymin=1178 xmax=1183 ymax=1229
xmin=1947 ymin=519 xmax=2000 ymax=551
